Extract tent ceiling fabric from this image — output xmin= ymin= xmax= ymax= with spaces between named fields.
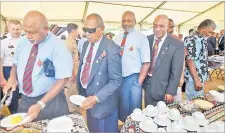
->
xmin=0 ymin=1 xmax=224 ymax=28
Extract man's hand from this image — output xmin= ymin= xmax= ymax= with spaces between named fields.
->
xmin=0 ymin=76 xmax=7 ymax=87
xmin=21 ymin=104 xmax=41 ymax=125
xmin=164 ymin=94 xmax=174 ymax=103
xmin=194 ymin=79 xmax=202 ymax=91
xmin=3 ymin=76 xmax=18 ymax=94
xmin=80 ymin=96 xmax=98 ymax=110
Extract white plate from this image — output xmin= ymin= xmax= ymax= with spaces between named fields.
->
xmin=130 ymin=113 xmax=144 ymax=121
xmin=47 ymin=116 xmax=73 ymax=132
xmin=0 ymin=113 xmax=27 ymax=128
xmin=154 ymin=117 xmax=171 ymax=127
xmin=139 ymin=121 xmax=158 ymax=132
xmin=143 ymin=108 xmax=158 ymax=117
xmin=69 ymin=95 xmax=86 ymax=106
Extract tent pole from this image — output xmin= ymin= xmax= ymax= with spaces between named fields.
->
xmin=139 ymin=1 xmax=167 ymax=24
xmin=179 ymin=1 xmax=224 ymax=26
xmin=82 ymin=2 xmax=89 ymax=24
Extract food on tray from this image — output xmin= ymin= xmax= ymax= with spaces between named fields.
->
xmin=204 ymin=93 xmax=217 ymax=105
xmin=178 ymin=100 xmax=198 ymax=113
xmin=194 ymin=99 xmax=214 ymax=110
xmin=19 ymin=128 xmax=41 ymax=133
xmin=10 ymin=115 xmax=23 ymax=124
xmin=216 ymin=85 xmax=225 ymax=91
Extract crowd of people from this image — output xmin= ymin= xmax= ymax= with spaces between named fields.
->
xmin=0 ymin=10 xmax=224 ymax=132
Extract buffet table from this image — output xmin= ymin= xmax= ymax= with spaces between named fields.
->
xmin=0 ymin=112 xmax=89 ymax=133
xmin=121 ymin=96 xmax=225 ymax=133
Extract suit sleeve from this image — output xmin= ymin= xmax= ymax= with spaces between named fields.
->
xmin=166 ymin=45 xmax=184 ymax=95
xmin=95 ymin=45 xmax=122 ymax=103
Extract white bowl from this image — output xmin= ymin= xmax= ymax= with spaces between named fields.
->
xmin=192 ymin=111 xmax=209 ymax=126
xmin=154 ymin=113 xmax=171 ymax=127
xmin=166 ymin=121 xmax=186 ymax=132
xmin=130 ymin=108 xmax=144 ymax=121
xmin=209 ymin=121 xmax=225 ymax=132
xmin=143 ymin=105 xmax=158 ymax=117
xmin=156 ymin=101 xmax=169 ymax=113
xmin=139 ymin=117 xmax=158 ymax=132
xmin=167 ymin=108 xmax=181 ymax=121
xmin=181 ymin=116 xmax=199 ymax=131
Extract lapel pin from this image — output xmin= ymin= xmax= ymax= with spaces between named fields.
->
xmin=162 ymin=52 xmax=164 ymax=55
xmin=96 ymin=60 xmax=99 ymax=63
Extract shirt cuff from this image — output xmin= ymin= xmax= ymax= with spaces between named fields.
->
xmin=94 ymin=95 xmax=100 ymax=103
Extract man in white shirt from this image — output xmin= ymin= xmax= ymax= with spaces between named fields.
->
xmin=114 ymin=11 xmax=150 ymax=122
xmin=0 ymin=20 xmax=23 ymax=113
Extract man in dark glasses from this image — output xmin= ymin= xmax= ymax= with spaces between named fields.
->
xmin=77 ymin=13 xmax=122 ymax=132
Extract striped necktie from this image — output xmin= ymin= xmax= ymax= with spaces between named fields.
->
xmin=81 ymin=43 xmax=95 ymax=86
xmin=22 ymin=44 xmax=38 ymax=95
xmin=148 ymin=39 xmax=161 ymax=76
xmin=120 ymin=32 xmax=128 ymax=56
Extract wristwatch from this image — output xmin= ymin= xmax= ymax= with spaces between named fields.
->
xmin=37 ymin=101 xmax=46 ymax=110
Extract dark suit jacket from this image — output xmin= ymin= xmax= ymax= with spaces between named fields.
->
xmin=219 ymin=35 xmax=224 ymax=51
xmin=76 ymin=36 xmax=122 ymax=119
xmin=207 ymin=36 xmax=216 ymax=52
xmin=145 ymin=34 xmax=184 ymax=104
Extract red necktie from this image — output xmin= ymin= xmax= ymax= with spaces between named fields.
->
xmin=81 ymin=43 xmax=95 ymax=86
xmin=120 ymin=32 xmax=128 ymax=56
xmin=148 ymin=39 xmax=161 ymax=76
xmin=23 ymin=44 xmax=38 ymax=95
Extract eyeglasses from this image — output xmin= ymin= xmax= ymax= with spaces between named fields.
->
xmin=82 ymin=26 xmax=102 ymax=34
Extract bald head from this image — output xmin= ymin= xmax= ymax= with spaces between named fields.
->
xmin=122 ymin=11 xmax=136 ymax=32
xmin=23 ymin=11 xmax=48 ymax=30
xmin=153 ymin=14 xmax=169 ymax=39
xmin=23 ymin=10 xmax=49 ymax=44
xmin=85 ymin=13 xmax=104 ymax=28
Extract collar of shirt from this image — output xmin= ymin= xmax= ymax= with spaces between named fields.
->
xmin=153 ymin=32 xmax=167 ymax=48
xmin=35 ymin=32 xmax=51 ymax=47
xmin=89 ymin=35 xmax=103 ymax=46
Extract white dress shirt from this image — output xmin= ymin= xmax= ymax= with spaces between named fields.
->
xmin=153 ymin=32 xmax=168 ymax=59
xmin=80 ymin=36 xmax=102 ymax=88
xmin=114 ymin=29 xmax=150 ymax=77
xmin=0 ymin=34 xmax=23 ymax=66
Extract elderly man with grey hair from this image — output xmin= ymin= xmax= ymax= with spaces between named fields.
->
xmin=184 ymin=19 xmax=216 ymax=100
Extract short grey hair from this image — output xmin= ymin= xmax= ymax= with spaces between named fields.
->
xmin=66 ymin=23 xmax=78 ymax=33
xmin=198 ymin=19 xmax=216 ymax=30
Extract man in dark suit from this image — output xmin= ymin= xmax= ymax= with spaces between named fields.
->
xmin=207 ymin=33 xmax=216 ymax=56
xmin=219 ymin=29 xmax=224 ymax=51
xmin=76 ymin=13 xmax=122 ymax=132
xmin=145 ymin=14 xmax=184 ymax=106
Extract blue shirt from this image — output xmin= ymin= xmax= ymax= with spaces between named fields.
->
xmin=184 ymin=32 xmax=208 ymax=82
xmin=114 ymin=29 xmax=150 ymax=77
xmin=14 ymin=32 xmax=73 ymax=97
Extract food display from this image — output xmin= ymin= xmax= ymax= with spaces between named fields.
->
xmin=178 ymin=100 xmax=199 ymax=113
xmin=194 ymin=99 xmax=214 ymax=110
xmin=10 ymin=115 xmax=23 ymax=125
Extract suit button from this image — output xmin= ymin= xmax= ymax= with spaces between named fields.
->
xmin=96 ymin=82 xmax=99 ymax=85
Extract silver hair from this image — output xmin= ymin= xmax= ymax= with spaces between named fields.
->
xmin=198 ymin=19 xmax=216 ymax=30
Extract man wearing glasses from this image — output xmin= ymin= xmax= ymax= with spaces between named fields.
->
xmin=76 ymin=13 xmax=122 ymax=132
xmin=114 ymin=11 xmax=150 ymax=122
xmin=0 ymin=20 xmax=22 ymax=114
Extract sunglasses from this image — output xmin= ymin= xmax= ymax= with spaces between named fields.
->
xmin=82 ymin=26 xmax=102 ymax=34
xmin=8 ymin=45 xmax=14 ymax=48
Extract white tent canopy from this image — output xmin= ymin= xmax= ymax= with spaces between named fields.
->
xmin=0 ymin=1 xmax=224 ymax=35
